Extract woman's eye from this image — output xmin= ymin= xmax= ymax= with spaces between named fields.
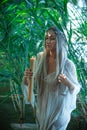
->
xmin=51 ymin=38 xmax=55 ymax=40
xmin=45 ymin=37 xmax=56 ymax=41
xmin=52 ymin=38 xmax=55 ymax=40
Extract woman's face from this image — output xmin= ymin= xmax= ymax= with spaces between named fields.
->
xmin=45 ymin=30 xmax=56 ymax=52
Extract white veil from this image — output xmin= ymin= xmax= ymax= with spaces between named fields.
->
xmin=34 ymin=26 xmax=68 ymax=81
xmin=47 ymin=27 xmax=68 ymax=76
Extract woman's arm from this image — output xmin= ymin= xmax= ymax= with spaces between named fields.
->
xmin=57 ymin=59 xmax=81 ymax=94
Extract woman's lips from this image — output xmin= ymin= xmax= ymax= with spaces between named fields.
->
xmin=46 ymin=44 xmax=51 ymax=48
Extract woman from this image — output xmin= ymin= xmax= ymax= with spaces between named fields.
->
xmin=23 ymin=26 xmax=81 ymax=130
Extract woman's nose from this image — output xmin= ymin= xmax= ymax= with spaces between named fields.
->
xmin=46 ymin=39 xmax=51 ymax=43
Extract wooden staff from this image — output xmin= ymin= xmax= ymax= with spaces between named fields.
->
xmin=28 ymin=57 xmax=35 ymax=101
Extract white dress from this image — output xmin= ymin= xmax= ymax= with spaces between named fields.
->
xmin=22 ymin=53 xmax=81 ymax=130
xmin=35 ymin=57 xmax=81 ymax=130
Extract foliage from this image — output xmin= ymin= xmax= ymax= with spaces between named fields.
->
xmin=0 ymin=0 xmax=87 ymax=121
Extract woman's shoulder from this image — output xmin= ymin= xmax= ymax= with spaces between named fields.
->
xmin=36 ymin=51 xmax=44 ymax=61
xmin=65 ymin=58 xmax=76 ymax=70
xmin=37 ymin=51 xmax=44 ymax=57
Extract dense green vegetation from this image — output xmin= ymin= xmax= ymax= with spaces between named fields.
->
xmin=0 ymin=0 xmax=87 ymax=127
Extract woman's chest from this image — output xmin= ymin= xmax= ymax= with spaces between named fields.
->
xmin=47 ymin=58 xmax=56 ymax=74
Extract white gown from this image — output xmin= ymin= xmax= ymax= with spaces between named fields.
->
xmin=22 ymin=53 xmax=81 ymax=130
xmin=35 ymin=57 xmax=81 ymax=130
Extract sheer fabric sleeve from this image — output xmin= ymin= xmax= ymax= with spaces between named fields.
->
xmin=21 ymin=80 xmax=29 ymax=104
xmin=65 ymin=59 xmax=81 ymax=95
xmin=63 ymin=59 xmax=81 ymax=112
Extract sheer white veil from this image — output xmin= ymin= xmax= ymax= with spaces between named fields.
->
xmin=54 ymin=27 xmax=68 ymax=76
xmin=36 ymin=26 xmax=68 ymax=76
xmin=34 ymin=26 xmax=68 ymax=82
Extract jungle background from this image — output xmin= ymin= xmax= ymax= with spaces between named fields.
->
xmin=0 ymin=0 xmax=87 ymax=130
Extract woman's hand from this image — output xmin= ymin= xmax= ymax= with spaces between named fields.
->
xmin=57 ymin=74 xmax=67 ymax=85
xmin=23 ymin=68 xmax=33 ymax=85
xmin=57 ymin=74 xmax=74 ymax=90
